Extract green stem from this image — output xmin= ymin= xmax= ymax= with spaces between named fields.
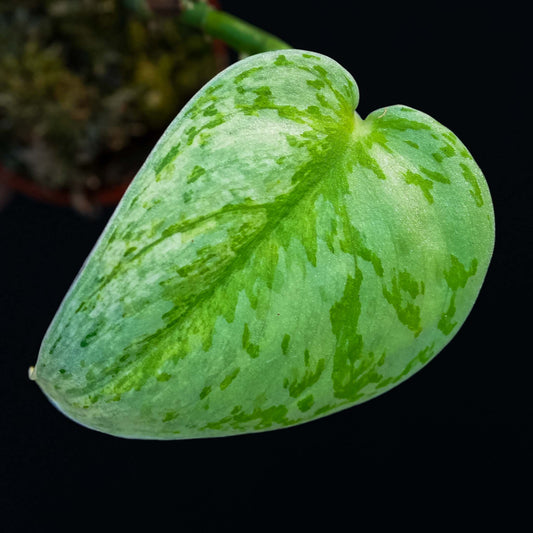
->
xmin=179 ymin=2 xmax=291 ymax=54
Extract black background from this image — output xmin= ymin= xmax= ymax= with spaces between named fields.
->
xmin=2 ymin=1 xmax=531 ymax=528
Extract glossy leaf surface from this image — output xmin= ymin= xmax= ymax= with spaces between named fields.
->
xmin=32 ymin=50 xmax=495 ymax=439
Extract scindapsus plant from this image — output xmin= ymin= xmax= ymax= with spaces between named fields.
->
xmin=29 ymin=1 xmax=495 ymax=439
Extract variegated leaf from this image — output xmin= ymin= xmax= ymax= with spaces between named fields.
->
xmin=32 ymin=50 xmax=495 ymax=439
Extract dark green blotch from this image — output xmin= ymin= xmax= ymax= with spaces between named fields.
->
xmin=440 ymin=144 xmax=456 ymax=158
xmin=204 ymin=116 xmax=225 ymax=130
xmin=378 ymin=115 xmax=431 ymax=132
xmin=155 ymin=143 xmax=181 ymax=175
xmin=355 ymin=144 xmax=387 ymax=180
xmin=286 ymin=358 xmax=325 ymax=398
xmin=307 ymin=79 xmax=325 ymax=90
xmin=202 ymin=104 xmax=219 ymax=117
xmin=460 ymin=163 xmax=484 ymax=207
xmin=404 ymin=170 xmax=434 ymax=203
xmin=204 ymin=404 xmax=293 ymax=431
xmin=242 ymin=323 xmax=260 ymax=359
xmin=80 ymin=330 xmax=98 ymax=347
xmin=392 ymin=344 xmax=435 ymax=384
xmin=420 ymin=166 xmax=450 ymax=184
xmin=438 ymin=294 xmax=457 ymax=335
xmin=445 ymin=255 xmax=478 ymax=291
xmin=330 ymin=271 xmax=365 ymax=401
xmin=274 ymin=54 xmax=292 ymax=66
xmin=353 ymin=227 xmax=383 ymax=277
xmin=313 ymin=64 xmax=328 ymax=78
xmin=200 ymin=386 xmax=212 ymax=400
xmin=281 ymin=334 xmax=291 ymax=355
xmin=162 ymin=411 xmax=178 ymax=422
xmin=405 ymin=140 xmax=419 ymax=149
xmin=382 ymin=271 xmax=422 ymax=336
xmin=253 ymin=86 xmax=273 ymax=107
xmin=220 ymin=368 xmax=240 ymax=390
xmin=314 ymin=404 xmax=335 ymax=416
xmin=187 ymin=165 xmax=206 ymax=184
xmin=297 ymin=395 xmax=314 ymax=412
xmin=233 ymin=66 xmax=264 ymax=84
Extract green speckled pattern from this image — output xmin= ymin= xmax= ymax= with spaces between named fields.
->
xmin=33 ymin=50 xmax=495 ymax=439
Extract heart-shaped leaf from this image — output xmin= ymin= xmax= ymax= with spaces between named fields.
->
xmin=32 ymin=50 xmax=495 ymax=439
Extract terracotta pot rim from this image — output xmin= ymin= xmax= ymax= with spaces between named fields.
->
xmin=0 ymin=163 xmax=133 ymax=207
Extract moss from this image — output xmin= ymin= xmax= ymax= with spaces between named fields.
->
xmin=0 ymin=0 xmax=217 ymax=192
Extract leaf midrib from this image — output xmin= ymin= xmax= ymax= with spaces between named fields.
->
xmin=72 ymin=127 xmax=354 ymax=398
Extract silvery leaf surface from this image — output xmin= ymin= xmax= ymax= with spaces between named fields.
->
xmin=32 ymin=50 xmax=495 ymax=439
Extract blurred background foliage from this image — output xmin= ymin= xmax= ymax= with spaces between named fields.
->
xmin=0 ymin=0 xmax=217 ymax=192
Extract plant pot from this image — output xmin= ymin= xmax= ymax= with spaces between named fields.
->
xmin=0 ymin=0 xmax=228 ymax=215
